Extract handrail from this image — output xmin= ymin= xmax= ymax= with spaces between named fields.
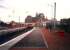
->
xmin=0 ymin=27 xmax=35 ymax=50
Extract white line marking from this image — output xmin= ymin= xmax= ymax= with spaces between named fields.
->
xmin=38 ymin=28 xmax=48 ymax=48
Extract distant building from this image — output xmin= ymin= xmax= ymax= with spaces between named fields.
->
xmin=25 ymin=13 xmax=46 ymax=23
xmin=25 ymin=15 xmax=32 ymax=23
xmin=9 ymin=21 xmax=25 ymax=28
xmin=25 ymin=13 xmax=49 ymax=27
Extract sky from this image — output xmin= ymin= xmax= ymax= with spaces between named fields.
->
xmin=0 ymin=0 xmax=70 ymax=22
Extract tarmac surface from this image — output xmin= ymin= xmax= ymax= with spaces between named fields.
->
xmin=10 ymin=29 xmax=47 ymax=48
xmin=10 ymin=28 xmax=64 ymax=50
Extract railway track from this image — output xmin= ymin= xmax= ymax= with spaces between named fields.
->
xmin=0 ymin=27 xmax=33 ymax=45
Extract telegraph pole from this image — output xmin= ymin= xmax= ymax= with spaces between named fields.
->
xmin=19 ymin=16 xmax=20 ymax=24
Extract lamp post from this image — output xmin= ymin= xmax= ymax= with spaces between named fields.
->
xmin=54 ymin=2 xmax=56 ymax=30
xmin=48 ymin=2 xmax=56 ymax=31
